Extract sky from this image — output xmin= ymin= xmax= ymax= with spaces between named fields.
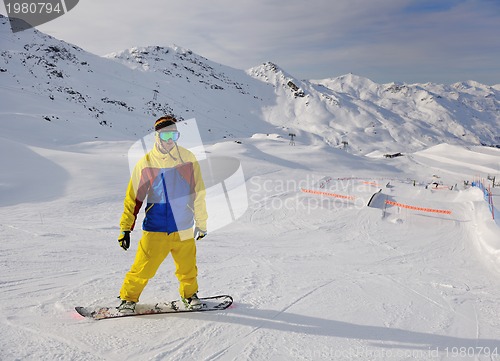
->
xmin=1 ymin=0 xmax=500 ymax=85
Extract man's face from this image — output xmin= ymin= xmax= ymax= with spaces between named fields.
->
xmin=157 ymin=125 xmax=179 ymax=151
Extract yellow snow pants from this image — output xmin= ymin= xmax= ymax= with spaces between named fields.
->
xmin=119 ymin=231 xmax=198 ymax=303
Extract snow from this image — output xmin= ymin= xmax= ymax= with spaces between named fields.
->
xmin=2 ymin=136 xmax=500 ymax=360
xmin=1 ymin=17 xmax=500 ymax=361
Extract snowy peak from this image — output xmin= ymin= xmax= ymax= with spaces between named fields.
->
xmin=105 ymin=45 xmax=198 ymax=71
xmin=248 ymin=61 xmax=307 ymax=98
xmin=452 ymin=80 xmax=496 ymax=92
xmin=313 ymin=73 xmax=379 ymax=92
xmin=248 ymin=61 xmax=289 ymax=80
xmin=0 ymin=15 xmax=104 ymax=82
xmin=106 ymin=45 xmax=251 ymax=95
xmin=1 ymin=14 xmax=81 ymax=55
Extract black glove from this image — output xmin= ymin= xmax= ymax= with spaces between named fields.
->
xmin=194 ymin=227 xmax=207 ymax=240
xmin=118 ymin=231 xmax=131 ymax=250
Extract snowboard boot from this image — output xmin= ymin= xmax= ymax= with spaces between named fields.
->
xmin=182 ymin=293 xmax=202 ymax=310
xmin=118 ymin=300 xmax=136 ymax=314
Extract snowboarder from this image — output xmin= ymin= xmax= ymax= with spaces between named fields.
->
xmin=117 ymin=115 xmax=208 ymax=313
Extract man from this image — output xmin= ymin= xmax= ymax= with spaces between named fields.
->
xmin=117 ymin=115 xmax=208 ymax=313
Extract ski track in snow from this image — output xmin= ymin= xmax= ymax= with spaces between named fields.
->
xmin=0 ymin=139 xmax=499 ymax=361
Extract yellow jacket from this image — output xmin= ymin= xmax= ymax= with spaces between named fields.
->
xmin=120 ymin=143 xmax=207 ymax=240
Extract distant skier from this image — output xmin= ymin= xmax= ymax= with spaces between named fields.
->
xmin=289 ymin=133 xmax=296 ymax=146
xmin=117 ymin=115 xmax=208 ymax=313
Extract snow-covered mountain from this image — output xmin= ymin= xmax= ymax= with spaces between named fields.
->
xmin=248 ymin=64 xmax=499 ymax=153
xmin=1 ymin=13 xmax=499 ymax=154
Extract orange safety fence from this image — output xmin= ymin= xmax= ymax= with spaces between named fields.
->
xmin=361 ymin=181 xmax=381 ymax=187
xmin=385 ymin=200 xmax=452 ymax=215
xmin=300 ymin=188 xmax=355 ymax=200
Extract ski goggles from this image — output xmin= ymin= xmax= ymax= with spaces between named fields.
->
xmin=157 ymin=130 xmax=180 ymax=142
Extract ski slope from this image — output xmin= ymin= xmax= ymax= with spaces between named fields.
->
xmin=1 ymin=133 xmax=499 ymax=361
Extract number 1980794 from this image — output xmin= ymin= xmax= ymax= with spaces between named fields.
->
xmin=6 ymin=2 xmax=63 ymax=14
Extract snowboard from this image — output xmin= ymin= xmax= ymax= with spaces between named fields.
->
xmin=75 ymin=295 xmax=233 ymax=320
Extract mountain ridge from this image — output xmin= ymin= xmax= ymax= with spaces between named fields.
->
xmin=1 ymin=15 xmax=499 ymax=154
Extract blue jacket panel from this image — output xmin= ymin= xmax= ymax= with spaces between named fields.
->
xmin=142 ymin=164 xmax=195 ymax=233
